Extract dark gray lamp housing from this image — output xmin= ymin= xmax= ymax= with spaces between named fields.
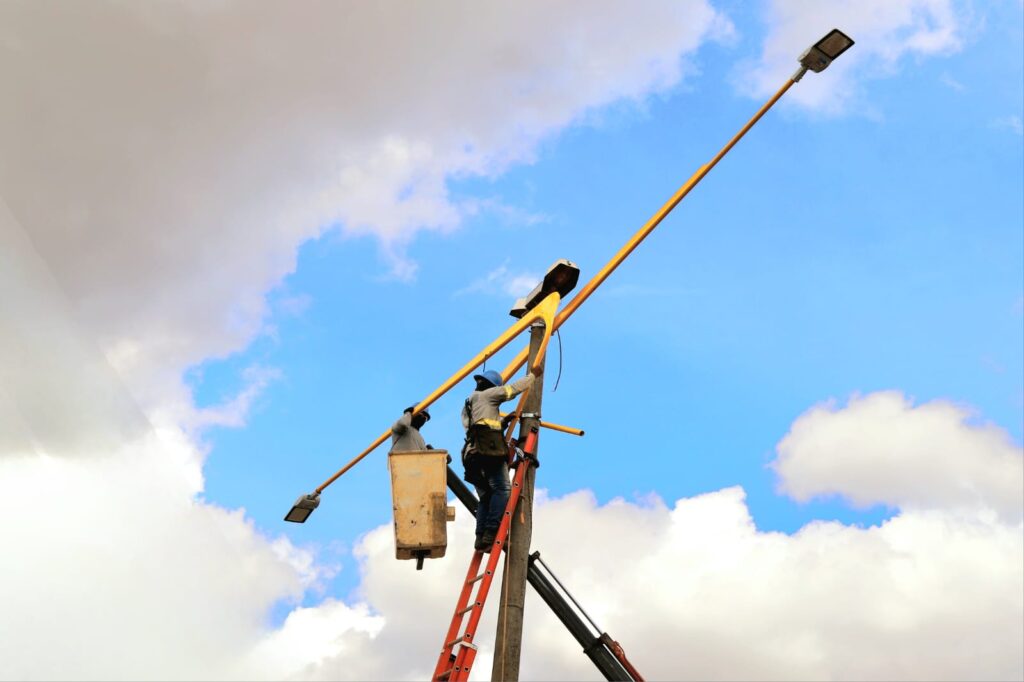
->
xmin=509 ymin=259 xmax=580 ymax=318
xmin=794 ymin=29 xmax=854 ymax=81
xmin=284 ymin=493 xmax=320 ymax=523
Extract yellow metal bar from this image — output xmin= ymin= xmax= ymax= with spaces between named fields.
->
xmin=501 ymin=77 xmax=796 ymax=380
xmin=500 ymin=414 xmax=584 ymax=437
xmin=314 ymin=292 xmax=559 ymax=494
xmin=537 ymin=420 xmax=584 ymax=437
xmin=313 ymin=76 xmax=796 ymax=496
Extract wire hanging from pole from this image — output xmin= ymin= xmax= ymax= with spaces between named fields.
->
xmin=552 ymin=328 xmax=563 ymax=392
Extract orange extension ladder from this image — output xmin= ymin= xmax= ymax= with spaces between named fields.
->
xmin=431 ymin=427 xmax=539 ymax=682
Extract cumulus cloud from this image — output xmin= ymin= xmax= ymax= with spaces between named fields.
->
xmin=0 ymin=431 xmax=318 ymax=680
xmin=0 ymin=198 xmax=150 ymax=456
xmin=773 ymin=391 xmax=1024 ymax=521
xmin=266 ymin=489 xmax=1023 ymax=681
xmin=0 ymin=0 xmax=731 ymax=418
xmin=737 ymin=0 xmax=964 ymax=113
xmin=244 ymin=391 xmax=1023 ymax=682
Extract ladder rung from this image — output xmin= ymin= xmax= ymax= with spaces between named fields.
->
xmin=445 ymin=637 xmax=466 ymax=650
xmin=436 ymin=668 xmax=453 ymax=681
xmin=466 ymin=571 xmax=489 ymax=584
xmin=457 ymin=602 xmax=479 ymax=616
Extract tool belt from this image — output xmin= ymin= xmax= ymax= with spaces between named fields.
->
xmin=464 ymin=423 xmax=507 ymax=458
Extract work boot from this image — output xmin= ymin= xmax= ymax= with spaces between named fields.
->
xmin=474 ymin=534 xmax=488 ymax=552
xmin=479 ymin=529 xmax=496 ymax=553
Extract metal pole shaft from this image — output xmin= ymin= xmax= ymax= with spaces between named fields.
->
xmin=492 ymin=325 xmax=546 ymax=681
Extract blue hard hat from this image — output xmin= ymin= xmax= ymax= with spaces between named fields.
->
xmin=473 ymin=370 xmax=504 ymax=388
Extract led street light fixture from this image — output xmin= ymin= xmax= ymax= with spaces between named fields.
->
xmin=509 ymin=259 xmax=580 ymax=318
xmin=794 ymin=28 xmax=854 ymax=81
xmin=284 ymin=492 xmax=320 ymax=523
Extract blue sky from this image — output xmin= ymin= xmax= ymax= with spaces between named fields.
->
xmin=188 ymin=1 xmax=1023 ymax=606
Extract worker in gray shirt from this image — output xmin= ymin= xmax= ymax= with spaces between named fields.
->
xmin=461 ymin=366 xmax=541 ymax=551
xmin=390 ymin=405 xmax=430 ymax=453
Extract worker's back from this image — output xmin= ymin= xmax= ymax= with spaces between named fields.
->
xmin=461 ymin=375 xmax=535 ymax=431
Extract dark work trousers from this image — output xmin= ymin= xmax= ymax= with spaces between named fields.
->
xmin=464 ymin=454 xmax=511 ymax=537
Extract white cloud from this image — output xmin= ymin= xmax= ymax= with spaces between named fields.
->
xmin=772 ymin=391 xmax=1023 ymax=521
xmin=254 ymin=391 xmax=1023 ymax=681
xmin=0 ymin=431 xmax=319 ymax=680
xmin=939 ymin=72 xmax=966 ymax=92
xmin=267 ymin=488 xmax=1023 ymax=681
xmin=454 ymin=263 xmax=543 ymax=299
xmin=194 ymin=365 xmax=282 ymax=430
xmin=0 ymin=0 xmax=731 ymax=419
xmin=992 ymin=115 xmax=1024 ymax=135
xmin=272 ymin=391 xmax=1024 ymax=675
xmin=737 ymin=0 xmax=964 ymax=113
xmin=276 ymin=294 xmax=313 ymax=318
xmin=461 ymin=197 xmax=550 ymax=229
xmin=0 ymin=198 xmax=151 ymax=456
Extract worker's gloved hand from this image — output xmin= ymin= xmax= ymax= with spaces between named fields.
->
xmin=425 ymin=444 xmax=433 ymax=449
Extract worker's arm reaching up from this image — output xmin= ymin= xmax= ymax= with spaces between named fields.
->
xmin=390 ymin=405 xmax=429 ymax=453
xmin=391 ymin=411 xmax=413 ymax=436
xmin=463 ymin=366 xmax=542 ymax=431
xmin=481 ymin=373 xmax=535 ymax=410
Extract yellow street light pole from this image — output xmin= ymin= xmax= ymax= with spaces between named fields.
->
xmin=287 ymin=26 xmax=856 ymax=519
xmin=289 ymin=78 xmax=795 ymax=518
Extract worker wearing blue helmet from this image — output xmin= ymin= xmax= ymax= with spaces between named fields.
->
xmin=461 ymin=365 xmax=542 ymax=551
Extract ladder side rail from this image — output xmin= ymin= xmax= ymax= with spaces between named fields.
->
xmin=444 ymin=468 xmax=632 ymax=680
xmin=450 ymin=457 xmax=530 ymax=680
xmin=433 ymin=551 xmax=485 ymax=680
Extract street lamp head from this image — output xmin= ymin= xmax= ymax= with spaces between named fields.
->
xmin=793 ymin=29 xmax=854 ymax=81
xmin=509 ymin=259 xmax=580 ymax=318
xmin=541 ymin=259 xmax=581 ymax=298
xmin=284 ymin=492 xmax=320 ymax=523
xmin=509 ymin=296 xmax=528 ymax=319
